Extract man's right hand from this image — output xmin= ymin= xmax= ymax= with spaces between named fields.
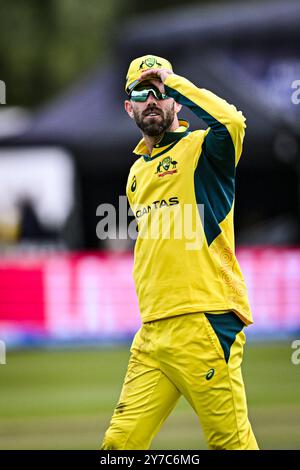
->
xmin=138 ymin=68 xmax=173 ymax=84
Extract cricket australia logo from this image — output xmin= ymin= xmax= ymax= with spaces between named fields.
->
xmin=155 ymin=156 xmax=178 ymax=177
xmin=139 ymin=57 xmax=162 ymax=70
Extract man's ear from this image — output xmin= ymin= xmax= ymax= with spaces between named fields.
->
xmin=174 ymin=101 xmax=182 ymax=115
xmin=124 ymin=100 xmax=134 ymax=119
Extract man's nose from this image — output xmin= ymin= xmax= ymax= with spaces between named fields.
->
xmin=146 ymin=91 xmax=158 ymax=103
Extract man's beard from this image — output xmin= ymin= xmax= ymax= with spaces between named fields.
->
xmin=133 ymin=104 xmax=175 ymax=137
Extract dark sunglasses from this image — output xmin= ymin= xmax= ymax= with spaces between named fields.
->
xmin=130 ymin=87 xmax=169 ymax=102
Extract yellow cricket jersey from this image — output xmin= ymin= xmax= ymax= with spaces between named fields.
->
xmin=126 ymin=73 xmax=253 ymax=326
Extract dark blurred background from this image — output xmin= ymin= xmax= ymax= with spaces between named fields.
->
xmin=0 ymin=0 xmax=300 ymax=450
xmin=0 ymin=0 xmax=299 ymax=250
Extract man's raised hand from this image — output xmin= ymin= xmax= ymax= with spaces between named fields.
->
xmin=137 ymin=68 xmax=173 ymax=83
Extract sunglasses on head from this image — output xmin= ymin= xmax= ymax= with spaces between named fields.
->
xmin=130 ymin=86 xmax=169 ymax=102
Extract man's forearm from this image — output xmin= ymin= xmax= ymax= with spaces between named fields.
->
xmin=164 ymin=73 xmax=245 ymax=134
xmin=164 ymin=73 xmax=246 ymax=165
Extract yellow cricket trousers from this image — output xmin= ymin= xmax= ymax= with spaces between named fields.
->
xmin=101 ymin=311 xmax=258 ymax=450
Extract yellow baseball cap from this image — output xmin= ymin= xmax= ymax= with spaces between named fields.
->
xmin=125 ymin=54 xmax=173 ymax=94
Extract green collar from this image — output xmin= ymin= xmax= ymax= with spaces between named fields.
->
xmin=142 ymin=139 xmax=184 ymax=162
xmin=154 ymin=120 xmax=190 ymax=148
xmin=133 ymin=119 xmax=190 ymax=162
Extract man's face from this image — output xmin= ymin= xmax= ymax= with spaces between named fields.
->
xmin=125 ymin=79 xmax=176 ymax=137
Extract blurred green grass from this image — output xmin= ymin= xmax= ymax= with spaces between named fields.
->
xmin=0 ymin=341 xmax=299 ymax=449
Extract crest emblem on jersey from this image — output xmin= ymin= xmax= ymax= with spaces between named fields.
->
xmin=138 ymin=57 xmax=162 ymax=70
xmin=155 ymin=156 xmax=178 ymax=177
xmin=131 ymin=175 xmax=136 ymax=192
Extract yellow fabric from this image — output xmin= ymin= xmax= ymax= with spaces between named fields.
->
xmin=125 ymin=54 xmax=173 ymax=94
xmin=101 ymin=312 xmax=258 ymax=450
xmin=173 ymin=125 xmax=187 ymax=132
xmin=126 ymin=74 xmax=253 ymax=326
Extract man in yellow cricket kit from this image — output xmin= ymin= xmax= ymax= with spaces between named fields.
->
xmin=101 ymin=54 xmax=259 ymax=450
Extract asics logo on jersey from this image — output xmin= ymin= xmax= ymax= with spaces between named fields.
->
xmin=206 ymin=368 xmax=215 ymax=380
xmin=131 ymin=175 xmax=137 ymax=192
